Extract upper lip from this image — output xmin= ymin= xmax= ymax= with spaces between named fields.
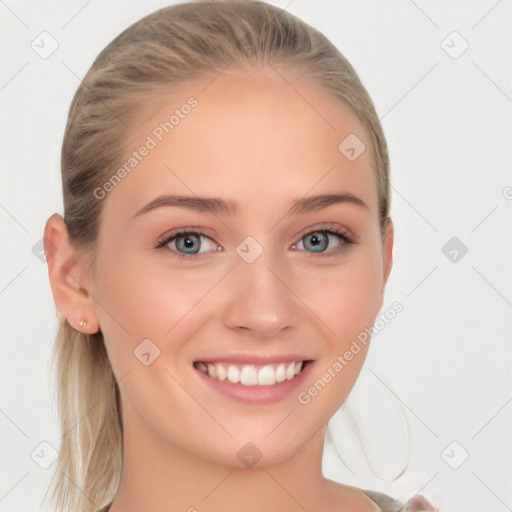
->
xmin=194 ymin=354 xmax=313 ymax=365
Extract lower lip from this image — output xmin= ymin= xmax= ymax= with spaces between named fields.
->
xmin=194 ymin=361 xmax=314 ymax=405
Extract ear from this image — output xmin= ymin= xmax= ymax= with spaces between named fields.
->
xmin=43 ymin=214 xmax=100 ymax=334
xmin=379 ymin=217 xmax=394 ymax=309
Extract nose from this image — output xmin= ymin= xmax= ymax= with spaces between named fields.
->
xmin=221 ymin=252 xmax=299 ymax=339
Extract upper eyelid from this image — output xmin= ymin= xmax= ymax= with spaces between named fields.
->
xmin=156 ymin=229 xmax=213 ymax=249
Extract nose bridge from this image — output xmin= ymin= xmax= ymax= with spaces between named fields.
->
xmin=221 ymin=243 xmax=299 ymax=337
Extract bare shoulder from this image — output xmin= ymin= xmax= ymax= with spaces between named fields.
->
xmin=321 ymin=479 xmax=382 ymax=512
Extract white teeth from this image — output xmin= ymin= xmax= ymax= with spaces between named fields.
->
xmin=227 ymin=364 xmax=240 ymax=383
xmin=196 ymin=362 xmax=208 ymax=374
xmin=285 ymin=361 xmax=296 ymax=380
xmin=215 ymin=363 xmax=227 ymax=381
xmin=275 ymin=363 xmax=286 ymax=383
xmin=240 ymin=365 xmax=258 ymax=386
xmin=197 ymin=360 xmax=305 ymax=386
xmin=257 ymin=364 xmax=276 ymax=386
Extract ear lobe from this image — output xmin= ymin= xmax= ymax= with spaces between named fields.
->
xmin=43 ymin=214 xmax=100 ymax=334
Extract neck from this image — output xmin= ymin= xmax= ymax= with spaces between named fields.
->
xmin=109 ymin=405 xmax=332 ymax=512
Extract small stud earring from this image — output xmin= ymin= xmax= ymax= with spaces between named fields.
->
xmin=78 ymin=319 xmax=88 ymax=329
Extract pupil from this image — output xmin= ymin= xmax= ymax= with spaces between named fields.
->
xmin=306 ymin=232 xmax=327 ymax=252
xmin=178 ymin=234 xmax=200 ymax=253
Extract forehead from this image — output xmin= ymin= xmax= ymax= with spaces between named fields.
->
xmin=103 ymin=71 xmax=377 ymax=217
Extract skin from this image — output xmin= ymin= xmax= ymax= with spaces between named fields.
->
xmin=45 ymin=68 xmax=393 ymax=512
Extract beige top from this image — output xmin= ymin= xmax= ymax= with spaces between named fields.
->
xmin=363 ymin=489 xmax=406 ymax=511
xmin=100 ymin=490 xmax=437 ymax=511
xmin=363 ymin=489 xmax=438 ymax=511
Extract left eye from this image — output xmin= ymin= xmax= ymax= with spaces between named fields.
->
xmin=293 ymin=229 xmax=352 ymax=255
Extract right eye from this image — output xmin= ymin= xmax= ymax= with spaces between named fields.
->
xmin=155 ymin=229 xmax=222 ymax=260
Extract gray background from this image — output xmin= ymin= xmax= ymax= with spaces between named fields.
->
xmin=1 ymin=0 xmax=511 ymax=510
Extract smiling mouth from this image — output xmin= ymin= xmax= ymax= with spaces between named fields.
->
xmin=193 ymin=360 xmax=312 ymax=386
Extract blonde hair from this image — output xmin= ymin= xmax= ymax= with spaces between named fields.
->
xmin=44 ymin=1 xmax=391 ymax=510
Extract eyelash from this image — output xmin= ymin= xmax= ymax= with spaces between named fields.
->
xmin=155 ymin=225 xmax=357 ymax=261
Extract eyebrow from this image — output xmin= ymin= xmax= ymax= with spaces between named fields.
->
xmin=132 ymin=192 xmax=369 ymax=218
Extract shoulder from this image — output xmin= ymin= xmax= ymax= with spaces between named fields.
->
xmin=363 ymin=489 xmax=439 ymax=512
xmin=362 ymin=489 xmax=405 ymax=511
xmin=322 ymin=480 xmax=384 ymax=511
xmin=323 ymin=479 xmax=439 ymax=512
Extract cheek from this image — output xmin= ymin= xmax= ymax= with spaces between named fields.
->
xmin=296 ymin=252 xmax=383 ymax=415
xmin=93 ymin=251 xmax=223 ymax=354
xmin=301 ymin=250 xmax=383 ymax=344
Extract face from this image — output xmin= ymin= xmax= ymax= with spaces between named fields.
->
xmin=79 ymin=70 xmax=393 ymax=467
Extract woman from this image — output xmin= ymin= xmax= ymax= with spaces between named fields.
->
xmin=43 ymin=1 xmax=438 ymax=510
